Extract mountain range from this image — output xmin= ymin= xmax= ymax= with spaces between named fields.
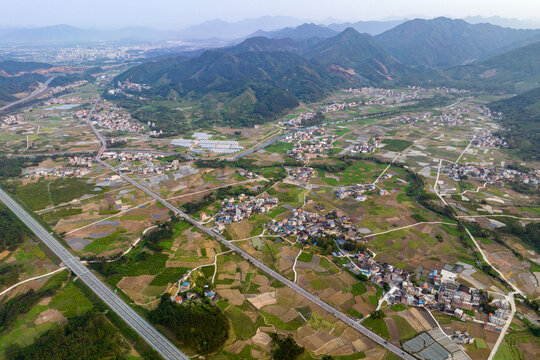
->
xmin=374 ymin=17 xmax=540 ymax=67
xmin=447 ymin=41 xmax=540 ymax=92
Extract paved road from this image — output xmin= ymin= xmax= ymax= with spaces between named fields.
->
xmin=97 ymin=159 xmax=415 ymax=359
xmin=0 ymin=77 xmax=55 ymax=112
xmin=465 ymin=228 xmax=523 ymax=360
xmin=0 ymin=188 xmax=189 ymax=360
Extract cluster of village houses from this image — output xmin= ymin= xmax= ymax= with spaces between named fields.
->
xmin=101 ymin=151 xmax=182 ymax=175
xmin=20 ymin=155 xmax=95 ymax=178
xmin=289 ymin=136 xmax=337 ymax=161
xmin=433 ymin=112 xmax=464 ymax=126
xmin=108 ymin=80 xmax=151 ymax=95
xmin=90 ymin=103 xmax=145 ymax=134
xmin=43 ymin=96 xmax=82 ymax=105
xmin=396 ymin=113 xmax=432 ymax=125
xmin=471 ymin=130 xmax=508 ymax=149
xmin=211 ymin=194 xmax=278 ymax=233
xmin=289 ymin=167 xmax=316 ymax=182
xmin=23 ymin=165 xmax=91 ymax=178
xmin=284 ymin=127 xmax=323 ymax=143
xmin=336 ymin=183 xmax=378 ymax=202
xmin=397 ymin=111 xmax=464 ymax=126
xmin=280 ymin=112 xmax=316 ymax=127
xmin=320 ymin=101 xmax=360 ymax=113
xmin=350 ymin=136 xmax=381 ymax=154
xmin=341 ymin=86 xmax=428 ymax=105
xmin=237 ymin=169 xmax=257 ymax=179
xmin=346 ymin=253 xmax=511 ymax=332
xmin=266 ymin=208 xmax=366 ymax=241
xmin=171 ymin=277 xmax=218 ymax=304
xmin=48 ymin=80 xmax=87 ymax=95
xmin=444 ymin=163 xmax=539 ymax=185
xmin=0 ymin=114 xmax=23 ymax=127
xmin=455 ymin=104 xmax=499 ymax=120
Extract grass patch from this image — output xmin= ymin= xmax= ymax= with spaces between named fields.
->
xmin=309 ymin=278 xmax=329 ymax=290
xmin=350 ymin=282 xmax=367 ymax=296
xmin=225 ymin=305 xmax=258 ymax=339
xmin=50 ymin=282 xmax=93 ymax=318
xmin=149 ymin=267 xmax=190 ymax=286
xmin=493 ymin=343 xmax=513 ymax=360
xmin=381 ymin=139 xmax=413 ymax=152
xmin=348 ymin=308 xmax=364 ymax=319
xmin=391 ymin=316 xmax=417 ymax=340
xmin=390 ymin=304 xmax=407 ymax=312
xmin=362 ymin=317 xmax=389 ymax=339
xmin=261 ymin=311 xmax=304 ymax=331
xmin=475 ymin=338 xmax=488 ymax=349
xmin=297 ymin=252 xmax=313 ymax=263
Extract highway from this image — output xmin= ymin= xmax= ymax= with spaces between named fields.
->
xmin=97 ymin=158 xmax=415 ymax=359
xmin=0 ymin=188 xmax=190 ymax=360
xmin=0 ymin=77 xmax=55 ymax=112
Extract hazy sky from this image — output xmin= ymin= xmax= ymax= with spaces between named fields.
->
xmin=2 ymin=0 xmax=540 ymax=29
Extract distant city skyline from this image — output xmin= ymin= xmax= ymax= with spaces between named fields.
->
xmin=2 ymin=0 xmax=540 ymax=30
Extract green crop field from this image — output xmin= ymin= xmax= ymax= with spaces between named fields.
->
xmin=363 ymin=317 xmax=389 ymax=339
xmin=381 ymin=139 xmax=413 ymax=152
xmin=297 ymin=252 xmax=314 ymax=262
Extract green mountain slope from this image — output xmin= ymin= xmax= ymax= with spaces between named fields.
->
xmin=375 ymin=17 xmax=539 ymax=68
xmin=304 ymin=28 xmax=408 ymax=83
xmin=448 ymin=41 xmax=540 ymax=92
xmin=113 ymin=50 xmax=347 ymax=132
xmin=489 ymin=87 xmax=540 ymax=160
xmin=228 ymin=37 xmax=304 ymax=55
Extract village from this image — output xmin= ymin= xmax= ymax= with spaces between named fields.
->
xmin=266 ymin=208 xmax=366 ymax=242
xmin=335 ymin=183 xmax=378 ymax=202
xmin=443 ymin=163 xmax=539 ymax=185
xmin=288 ymin=166 xmax=315 ymax=182
xmin=48 ymin=80 xmax=88 ymax=95
xmin=287 ymin=129 xmax=337 ymax=161
xmin=211 ymin=194 xmax=278 ymax=233
xmin=107 ymin=79 xmax=151 ymax=95
xmin=471 ymin=130 xmax=508 ymax=149
xmin=280 ymin=111 xmax=316 ymax=127
xmin=349 ymin=135 xmax=381 ymax=154
xmin=343 ymin=250 xmax=512 ymax=333
xmin=101 ymin=151 xmax=187 ymax=175
xmin=43 ymin=95 xmax=83 ymax=105
xmin=88 ymin=102 xmax=146 ymax=134
xmin=341 ymin=86 xmax=429 ymax=105
xmin=0 ymin=114 xmax=23 ymax=127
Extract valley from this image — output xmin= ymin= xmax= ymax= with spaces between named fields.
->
xmin=0 ymin=13 xmax=539 ymax=360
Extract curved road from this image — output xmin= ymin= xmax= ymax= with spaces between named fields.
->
xmin=0 ymin=188 xmax=189 ymax=360
xmin=0 ymin=77 xmax=55 ymax=112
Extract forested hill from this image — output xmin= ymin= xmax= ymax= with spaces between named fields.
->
xmin=0 ymin=60 xmax=52 ymax=105
xmin=489 ymin=87 xmax=540 ymax=160
xmin=0 ymin=203 xmax=29 ymax=251
xmin=0 ymin=61 xmax=52 ymax=75
xmin=374 ymin=17 xmax=540 ymax=68
xmin=112 ymin=48 xmax=349 ymax=131
xmin=304 ymin=27 xmax=408 ymax=83
xmin=447 ymin=41 xmax=540 ymax=93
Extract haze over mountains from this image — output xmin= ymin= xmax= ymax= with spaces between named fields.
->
xmin=4 ymin=15 xmax=540 ymax=112
xmin=105 ymin=15 xmax=540 ymax=131
xmin=2 ymin=14 xmax=539 ymax=46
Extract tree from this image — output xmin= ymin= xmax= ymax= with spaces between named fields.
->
xmin=270 ymin=334 xmax=304 ymax=360
xmin=370 ymin=310 xmax=386 ymax=319
xmin=383 ymin=282 xmax=391 ymax=292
